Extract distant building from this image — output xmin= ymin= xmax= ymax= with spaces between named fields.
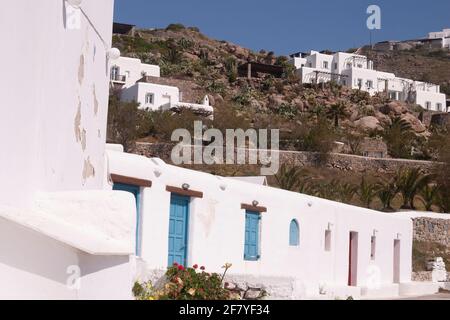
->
xmin=428 ymin=28 xmax=450 ymax=49
xmin=360 ymin=138 xmax=388 ymax=159
xmin=110 ymin=57 xmax=213 ymax=116
xmin=237 ymin=61 xmax=284 ymax=79
xmin=374 ymin=28 xmax=450 ymax=51
xmin=113 ymin=22 xmax=136 ymax=36
xmin=288 ymin=50 xmax=447 ymax=112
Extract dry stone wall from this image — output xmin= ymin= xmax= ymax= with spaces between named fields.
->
xmin=132 ymin=142 xmax=435 ymax=174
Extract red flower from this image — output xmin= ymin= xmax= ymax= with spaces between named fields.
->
xmin=173 ymin=262 xmax=178 ymax=266
xmin=200 ymin=266 xmax=205 ymax=271
xmin=177 ymin=265 xmax=184 ymax=271
xmin=193 ymin=264 xmax=198 ymax=269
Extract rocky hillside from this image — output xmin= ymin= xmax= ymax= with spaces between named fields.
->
xmin=112 ymin=24 xmax=448 ymax=160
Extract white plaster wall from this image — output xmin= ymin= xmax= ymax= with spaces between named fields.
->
xmin=122 ymin=82 xmax=180 ymax=110
xmin=107 ymin=150 xmax=413 ymax=297
xmin=0 ymin=0 xmax=114 ymax=209
xmin=415 ymin=90 xmax=447 ymax=111
xmin=349 ymin=68 xmax=379 ymax=95
xmin=289 ymin=57 xmax=307 ymax=69
xmin=112 ymin=57 xmax=160 ymax=88
xmin=307 ymin=51 xmax=334 ymax=71
xmin=0 ymin=216 xmax=133 ymax=300
xmin=77 ymin=253 xmax=134 ymax=300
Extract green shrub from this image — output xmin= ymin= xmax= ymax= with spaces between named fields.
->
xmin=133 ymin=263 xmax=239 ymax=300
xmin=166 ymin=23 xmax=186 ymax=32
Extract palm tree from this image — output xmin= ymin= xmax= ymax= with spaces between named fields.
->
xmin=275 ymin=164 xmax=309 ymax=191
xmin=382 ymin=117 xmax=414 ymax=159
xmin=336 ymin=182 xmax=357 ymax=204
xmin=394 ymin=167 xmax=432 ymax=210
xmin=327 ymin=101 xmax=348 ymax=128
xmin=358 ymin=177 xmax=378 ymax=208
xmin=436 ymin=187 xmax=450 ymax=214
xmin=419 ymin=184 xmax=439 ymax=212
xmin=377 ymin=179 xmax=398 ymax=212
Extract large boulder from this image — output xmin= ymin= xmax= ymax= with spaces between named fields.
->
xmin=379 ymin=101 xmax=408 ymax=116
xmin=268 ymin=94 xmax=287 ymax=110
xmin=355 ymin=116 xmax=382 ymax=131
xmin=401 ymin=113 xmax=426 ymax=133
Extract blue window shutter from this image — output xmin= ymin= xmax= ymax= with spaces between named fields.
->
xmin=289 ymin=219 xmax=299 ymax=246
xmin=244 ymin=211 xmax=260 ymax=261
xmin=113 ymin=183 xmax=141 ymax=255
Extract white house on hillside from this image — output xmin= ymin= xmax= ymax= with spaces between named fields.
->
xmin=289 ymin=50 xmax=447 ymax=112
xmin=111 ymin=56 xmax=160 ymax=87
xmin=428 ymin=28 xmax=450 ymax=49
xmin=111 ymin=57 xmax=213 ymax=116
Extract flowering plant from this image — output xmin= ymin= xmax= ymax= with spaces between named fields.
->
xmin=133 ymin=262 xmax=239 ymax=300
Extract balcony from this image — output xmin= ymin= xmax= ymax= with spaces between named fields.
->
xmin=111 ymin=74 xmax=126 ymax=83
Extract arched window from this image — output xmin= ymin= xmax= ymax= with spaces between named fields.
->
xmin=289 ymin=219 xmax=299 ymax=246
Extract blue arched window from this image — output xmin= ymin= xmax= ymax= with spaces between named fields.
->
xmin=289 ymin=219 xmax=300 ymax=246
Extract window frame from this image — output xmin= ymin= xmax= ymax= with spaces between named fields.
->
xmin=145 ymin=92 xmax=154 ymax=105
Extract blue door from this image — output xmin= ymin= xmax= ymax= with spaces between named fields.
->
xmin=113 ymin=183 xmax=141 ymax=255
xmin=168 ymin=194 xmax=190 ymax=267
xmin=244 ymin=211 xmax=260 ymax=261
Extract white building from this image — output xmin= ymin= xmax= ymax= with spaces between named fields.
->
xmin=0 ymin=0 xmax=135 ymax=299
xmin=111 ymin=56 xmax=160 ymax=88
xmin=0 ymin=0 xmax=443 ymax=300
xmin=428 ymin=28 xmax=450 ymax=49
xmin=105 ymin=146 xmax=421 ymax=299
xmin=289 ymin=50 xmax=447 ymax=112
xmin=111 ymin=57 xmax=213 ymax=115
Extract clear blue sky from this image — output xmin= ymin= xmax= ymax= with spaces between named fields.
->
xmin=114 ymin=0 xmax=450 ymax=55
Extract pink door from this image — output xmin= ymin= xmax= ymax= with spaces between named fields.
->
xmin=348 ymin=232 xmax=358 ymax=286
xmin=393 ymin=240 xmax=401 ymax=283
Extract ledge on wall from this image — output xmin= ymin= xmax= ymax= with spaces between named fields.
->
xmin=0 ymin=190 xmax=136 ymax=255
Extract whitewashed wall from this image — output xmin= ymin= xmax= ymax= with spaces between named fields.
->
xmin=0 ymin=0 xmax=115 ymax=208
xmin=0 ymin=216 xmax=133 ymax=300
xmin=122 ymin=82 xmax=180 ymax=110
xmin=107 ymin=150 xmax=413 ymax=298
xmin=0 ymin=0 xmax=136 ymax=300
xmin=112 ymin=57 xmax=160 ymax=88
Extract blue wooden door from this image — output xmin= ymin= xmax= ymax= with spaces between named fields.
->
xmin=244 ymin=211 xmax=260 ymax=261
xmin=168 ymin=194 xmax=190 ymax=266
xmin=113 ymin=183 xmax=141 ymax=255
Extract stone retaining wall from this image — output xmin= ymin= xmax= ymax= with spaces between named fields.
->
xmin=413 ymin=218 xmax=450 ymax=247
xmin=133 ymin=142 xmax=435 ymax=174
